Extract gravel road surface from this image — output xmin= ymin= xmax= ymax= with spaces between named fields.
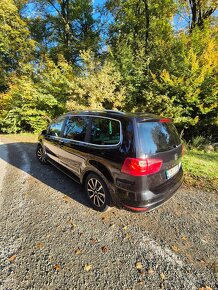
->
xmin=0 ymin=137 xmax=217 ymax=290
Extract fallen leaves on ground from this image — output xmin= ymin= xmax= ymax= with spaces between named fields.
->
xmin=101 ymin=245 xmax=109 ymax=253
xmin=199 ymin=287 xmax=213 ymax=290
xmin=62 ymin=196 xmax=69 ymax=203
xmin=147 ymin=267 xmax=154 ymax=275
xmin=67 ymin=218 xmax=76 ymax=229
xmin=135 ymin=261 xmax=143 ymax=270
xmin=8 ymin=255 xmax=16 ymax=262
xmin=75 ymin=249 xmax=81 ymax=255
xmin=171 ymin=245 xmax=180 ymax=252
xmin=53 ymin=264 xmax=61 ymax=271
xmin=36 ymin=242 xmax=44 ymax=249
xmin=70 ymin=222 xmax=77 ymax=229
xmin=84 ymin=264 xmax=92 ymax=272
xmin=160 ymin=272 xmax=166 ymax=280
xmin=90 ymin=238 xmax=97 ymax=244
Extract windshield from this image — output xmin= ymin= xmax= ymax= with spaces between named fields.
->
xmin=137 ymin=121 xmax=181 ymax=154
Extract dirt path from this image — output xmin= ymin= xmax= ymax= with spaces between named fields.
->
xmin=0 ymin=138 xmax=217 ymax=290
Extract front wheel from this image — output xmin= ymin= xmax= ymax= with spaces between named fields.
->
xmin=85 ymin=173 xmax=110 ymax=212
xmin=36 ymin=144 xmax=49 ymax=165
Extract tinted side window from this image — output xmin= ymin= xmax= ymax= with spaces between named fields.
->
xmin=90 ymin=117 xmax=120 ymax=145
xmin=49 ymin=117 xmax=65 ymax=137
xmin=63 ymin=116 xmax=89 ymax=141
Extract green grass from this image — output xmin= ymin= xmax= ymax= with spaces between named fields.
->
xmin=183 ymin=149 xmax=218 ymax=190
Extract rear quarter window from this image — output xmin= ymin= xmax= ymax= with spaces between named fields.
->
xmin=137 ymin=121 xmax=181 ymax=154
xmin=90 ymin=117 xmax=120 ymax=145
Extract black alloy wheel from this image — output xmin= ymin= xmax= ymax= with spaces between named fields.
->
xmin=85 ymin=173 xmax=110 ymax=212
xmin=36 ymin=144 xmax=49 ymax=165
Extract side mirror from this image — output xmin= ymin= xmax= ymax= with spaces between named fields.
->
xmin=41 ymin=129 xmax=47 ymax=135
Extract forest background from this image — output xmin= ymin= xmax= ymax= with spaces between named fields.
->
xmin=0 ymin=0 xmax=217 ymax=142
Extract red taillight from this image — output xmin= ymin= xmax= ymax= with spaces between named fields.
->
xmin=121 ymin=158 xmax=163 ymax=176
xmin=160 ymin=118 xmax=171 ymax=123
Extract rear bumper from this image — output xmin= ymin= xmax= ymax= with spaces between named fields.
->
xmin=116 ymin=170 xmax=184 ymax=212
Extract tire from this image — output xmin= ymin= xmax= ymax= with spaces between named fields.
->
xmin=36 ymin=144 xmax=49 ymax=165
xmin=85 ymin=173 xmax=110 ymax=212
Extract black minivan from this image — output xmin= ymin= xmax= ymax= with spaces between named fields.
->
xmin=36 ymin=110 xmax=183 ymax=212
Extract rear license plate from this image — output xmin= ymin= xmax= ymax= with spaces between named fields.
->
xmin=166 ymin=162 xmax=181 ymax=179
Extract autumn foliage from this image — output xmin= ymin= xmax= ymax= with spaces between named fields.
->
xmin=0 ymin=0 xmax=217 ymax=140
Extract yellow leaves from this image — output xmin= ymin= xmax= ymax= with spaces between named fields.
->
xmin=199 ymin=287 xmax=213 ymax=290
xmin=160 ymin=69 xmax=185 ymax=87
xmin=160 ymin=69 xmax=174 ymax=85
xmin=0 ymin=0 xmax=35 ymax=51
xmin=135 ymin=261 xmax=143 ymax=270
xmin=160 ymin=272 xmax=166 ymax=280
xmin=181 ymin=235 xmax=188 ymax=241
xmin=122 ymin=225 xmax=130 ymax=239
xmin=171 ymin=244 xmax=180 ymax=253
xmin=84 ymin=263 xmax=92 ymax=272
xmin=75 ymin=248 xmax=81 ymax=255
xmin=201 ymin=39 xmax=218 ymax=69
xmin=186 ymin=48 xmax=199 ymax=73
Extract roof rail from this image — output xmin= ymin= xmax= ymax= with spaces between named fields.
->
xmin=104 ymin=110 xmax=124 ymax=114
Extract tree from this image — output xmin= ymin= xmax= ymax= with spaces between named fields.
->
xmin=177 ymin=0 xmax=217 ymax=31
xmin=0 ymin=56 xmax=74 ymax=133
xmin=104 ymin=0 xmax=218 ymax=138
xmin=22 ymin=0 xmax=100 ymax=64
xmin=67 ymin=50 xmax=126 ymax=111
xmin=150 ymin=25 xmax=218 ymax=137
xmin=0 ymin=0 xmax=35 ymax=92
xmin=188 ymin=0 xmax=217 ymax=30
xmin=104 ymin=0 xmax=176 ymax=109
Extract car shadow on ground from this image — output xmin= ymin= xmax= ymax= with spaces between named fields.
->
xmin=0 ymin=141 xmax=92 ymax=209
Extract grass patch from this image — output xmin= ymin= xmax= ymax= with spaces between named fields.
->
xmin=183 ymin=149 xmax=218 ymax=191
xmin=0 ymin=133 xmax=38 ymax=143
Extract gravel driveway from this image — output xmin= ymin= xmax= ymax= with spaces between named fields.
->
xmin=0 ymin=137 xmax=217 ymax=290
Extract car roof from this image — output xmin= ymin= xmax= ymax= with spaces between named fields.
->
xmin=63 ymin=110 xmax=161 ymax=121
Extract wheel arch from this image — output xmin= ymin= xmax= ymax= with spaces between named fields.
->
xmin=81 ymin=161 xmax=114 ymax=185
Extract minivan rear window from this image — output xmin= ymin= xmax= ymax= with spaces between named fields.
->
xmin=137 ymin=121 xmax=180 ymax=154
